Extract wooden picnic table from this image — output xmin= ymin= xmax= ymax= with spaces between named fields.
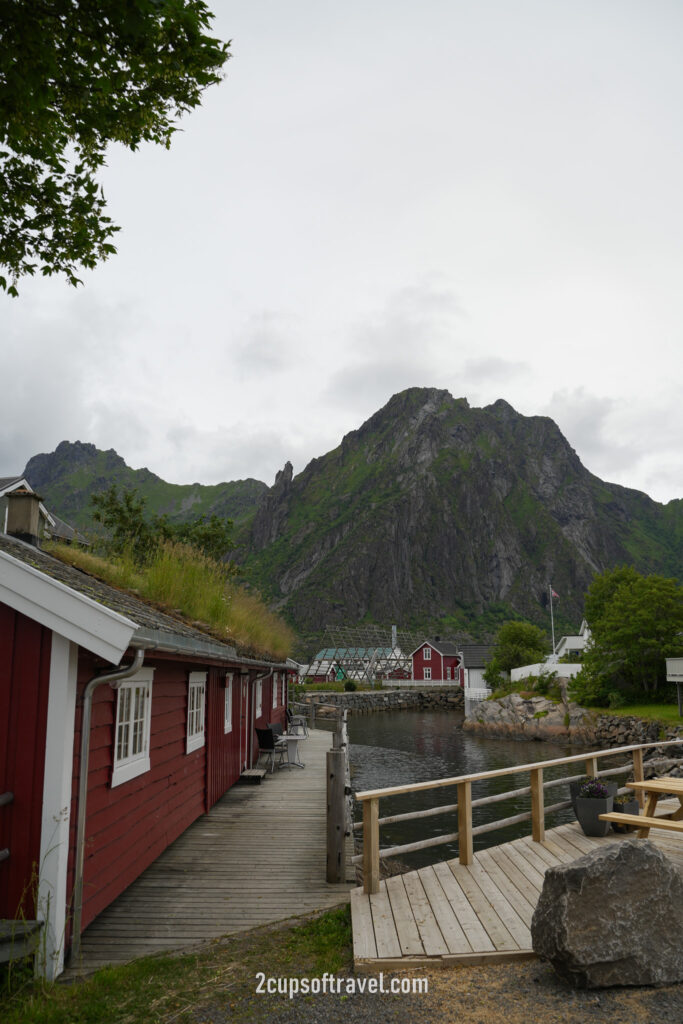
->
xmin=600 ymin=777 xmax=683 ymax=838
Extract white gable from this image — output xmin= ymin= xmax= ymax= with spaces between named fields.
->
xmin=0 ymin=549 xmax=137 ymax=663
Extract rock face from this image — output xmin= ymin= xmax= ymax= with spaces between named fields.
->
xmin=462 ymin=690 xmax=592 ymax=742
xmin=531 ymin=840 xmax=683 ymax=988
xmin=239 ymin=387 xmax=683 ymax=633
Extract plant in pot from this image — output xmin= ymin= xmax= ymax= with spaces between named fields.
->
xmin=575 ymin=778 xmax=614 ymax=837
xmin=570 ymin=775 xmax=618 ymax=815
xmin=611 ymin=792 xmax=640 ymax=833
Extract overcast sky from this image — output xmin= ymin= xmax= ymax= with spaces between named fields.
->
xmin=3 ymin=1 xmax=682 ymax=503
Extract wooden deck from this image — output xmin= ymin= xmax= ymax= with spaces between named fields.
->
xmin=352 ymin=807 xmax=683 ymax=971
xmin=69 ymin=729 xmax=353 ymax=975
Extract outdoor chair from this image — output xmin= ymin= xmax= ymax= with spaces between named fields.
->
xmin=286 ymin=707 xmax=308 ymax=737
xmin=255 ymin=726 xmax=286 ymax=773
xmin=268 ymin=721 xmax=284 ymax=737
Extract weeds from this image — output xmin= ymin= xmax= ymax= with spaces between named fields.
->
xmin=0 ymin=905 xmax=352 ymax=1024
xmin=45 ymin=541 xmax=294 ymax=660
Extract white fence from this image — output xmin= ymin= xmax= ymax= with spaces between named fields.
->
xmin=511 ymin=662 xmax=583 ymax=681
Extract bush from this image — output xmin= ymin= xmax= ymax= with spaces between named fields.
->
xmin=568 ymin=667 xmax=612 ymax=707
xmin=343 ymin=680 xmax=357 ymax=692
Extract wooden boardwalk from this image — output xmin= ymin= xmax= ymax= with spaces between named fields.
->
xmin=352 ymin=809 xmax=683 ymax=971
xmin=70 ymin=729 xmax=353 ymax=974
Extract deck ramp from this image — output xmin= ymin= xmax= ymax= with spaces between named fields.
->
xmin=352 ymin=810 xmax=683 ymax=971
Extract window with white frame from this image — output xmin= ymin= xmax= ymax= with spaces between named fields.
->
xmin=255 ymin=678 xmax=262 ymax=719
xmin=187 ymin=672 xmax=206 ymax=753
xmin=423 ymin=646 xmax=432 ymax=660
xmin=272 ymin=671 xmax=278 ymax=709
xmin=111 ymin=668 xmax=154 ymax=787
xmin=424 ymin=666 xmax=432 ymax=680
xmin=224 ymin=673 xmax=233 ymax=733
xmin=446 ymin=666 xmax=451 ymax=680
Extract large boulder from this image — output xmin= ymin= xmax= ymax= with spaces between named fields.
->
xmin=531 ymin=839 xmax=683 ymax=988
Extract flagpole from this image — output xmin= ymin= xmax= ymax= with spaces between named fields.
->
xmin=549 ymin=583 xmax=556 ymax=655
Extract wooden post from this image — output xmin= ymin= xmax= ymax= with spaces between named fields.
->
xmin=363 ymin=798 xmax=380 ymax=894
xmin=457 ymin=781 xmax=473 ymax=865
xmin=326 ymin=748 xmax=346 ymax=883
xmin=530 ymin=767 xmax=545 ymax=843
xmin=585 ymin=756 xmax=598 ymax=778
xmin=632 ymin=747 xmax=645 ymax=809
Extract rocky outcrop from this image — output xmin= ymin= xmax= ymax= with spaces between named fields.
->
xmin=462 ymin=690 xmax=593 ymax=743
xmin=531 ymin=840 xmax=683 ymax=988
xmin=238 ymin=387 xmax=683 ymax=632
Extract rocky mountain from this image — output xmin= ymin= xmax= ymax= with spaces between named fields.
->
xmin=21 ymin=391 xmax=683 ymax=641
xmin=237 ymin=388 xmax=683 ymax=637
xmin=23 ymin=441 xmax=267 ymax=531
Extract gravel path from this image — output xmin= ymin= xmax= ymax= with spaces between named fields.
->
xmin=189 ymin=959 xmax=683 ymax=1024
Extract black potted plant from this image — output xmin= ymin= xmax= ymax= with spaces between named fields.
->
xmin=570 ymin=775 xmax=618 ymax=815
xmin=611 ymin=792 xmax=640 ymax=832
xmin=575 ymin=778 xmax=614 ymax=837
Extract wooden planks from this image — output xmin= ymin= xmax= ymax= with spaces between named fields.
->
xmin=69 ymin=729 xmax=353 ymax=976
xmin=351 ymin=815 xmax=683 ymax=971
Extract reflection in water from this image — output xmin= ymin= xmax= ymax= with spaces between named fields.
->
xmin=349 ymin=709 xmax=585 ymax=870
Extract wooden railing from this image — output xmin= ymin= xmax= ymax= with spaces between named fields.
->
xmin=354 ymin=740 xmax=683 ymax=894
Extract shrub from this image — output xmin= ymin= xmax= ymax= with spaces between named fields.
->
xmin=343 ymin=680 xmax=357 ymax=692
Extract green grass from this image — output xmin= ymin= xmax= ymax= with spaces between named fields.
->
xmin=599 ymin=704 xmax=682 ymax=725
xmin=45 ymin=541 xmax=295 ymax=660
xmin=1 ymin=906 xmax=352 ymax=1024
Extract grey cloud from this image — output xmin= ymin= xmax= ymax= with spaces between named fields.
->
xmin=544 ymin=388 xmax=683 ymax=501
xmin=461 ymin=356 xmax=528 ymax=382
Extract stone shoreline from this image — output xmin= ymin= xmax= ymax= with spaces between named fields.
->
xmin=294 ymin=686 xmax=464 ymax=716
xmin=294 ymin=685 xmax=682 ymax=760
xmin=462 ymin=690 xmax=683 ymax=749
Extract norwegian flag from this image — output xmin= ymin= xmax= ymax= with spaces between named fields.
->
xmin=551 ymin=589 xmax=559 ymax=599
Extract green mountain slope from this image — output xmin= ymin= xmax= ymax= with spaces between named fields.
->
xmin=237 ymin=388 xmax=683 ymax=637
xmin=24 ymin=441 xmax=268 ymax=530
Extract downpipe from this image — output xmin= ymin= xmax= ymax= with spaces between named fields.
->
xmin=70 ymin=648 xmax=146 ymax=962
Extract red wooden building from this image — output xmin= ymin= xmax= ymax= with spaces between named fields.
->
xmin=0 ymin=526 xmax=293 ymax=979
xmin=410 ymin=639 xmax=462 ymax=682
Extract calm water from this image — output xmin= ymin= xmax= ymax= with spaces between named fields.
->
xmin=348 ymin=709 xmax=584 ymax=869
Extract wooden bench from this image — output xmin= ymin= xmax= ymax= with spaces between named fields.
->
xmin=599 ymin=811 xmax=683 ymax=836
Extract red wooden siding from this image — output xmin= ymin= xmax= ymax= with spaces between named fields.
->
xmin=251 ymin=673 xmax=286 ymax=766
xmin=68 ymin=655 xmax=207 ymax=933
xmin=411 ymin=645 xmax=459 ymax=682
xmin=206 ymin=669 xmax=241 ymax=809
xmin=0 ymin=602 xmax=52 ymax=918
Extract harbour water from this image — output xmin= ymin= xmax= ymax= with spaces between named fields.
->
xmin=348 ymin=708 xmax=586 ymax=869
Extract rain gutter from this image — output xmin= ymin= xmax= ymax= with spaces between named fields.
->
xmin=71 ymin=648 xmax=146 ymax=962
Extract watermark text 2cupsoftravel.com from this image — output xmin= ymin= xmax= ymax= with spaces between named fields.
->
xmin=255 ymin=971 xmax=428 ymax=999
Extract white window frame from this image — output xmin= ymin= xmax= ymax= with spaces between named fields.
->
xmin=224 ymin=672 xmax=234 ymax=733
xmin=111 ymin=668 xmax=154 ymax=788
xmin=272 ymin=671 xmax=278 ymax=710
xmin=446 ymin=666 xmax=451 ymax=680
xmin=255 ymin=678 xmax=262 ymax=719
xmin=423 ymin=646 xmax=432 ymax=660
xmin=424 ymin=666 xmax=432 ymax=680
xmin=187 ymin=671 xmax=206 ymax=753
